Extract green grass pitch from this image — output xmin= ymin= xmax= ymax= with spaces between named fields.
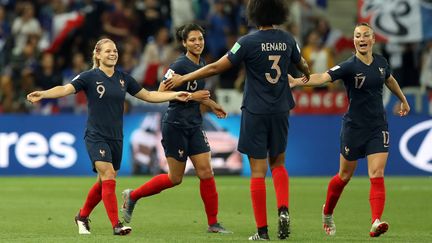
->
xmin=0 ymin=176 xmax=431 ymax=242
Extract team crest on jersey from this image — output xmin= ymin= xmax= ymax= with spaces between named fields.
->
xmin=378 ymin=67 xmax=385 ymax=77
xmin=344 ymin=146 xmax=350 ymax=155
xmin=178 ymin=149 xmax=184 ymax=158
xmin=119 ymin=79 xmax=125 ymax=87
xmin=99 ymin=149 xmax=106 ymax=157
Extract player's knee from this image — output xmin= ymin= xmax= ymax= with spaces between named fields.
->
xmin=369 ymin=168 xmax=385 ymax=178
xmin=339 ymin=172 xmax=353 ymax=182
xmin=98 ymin=170 xmax=116 ymax=180
xmin=169 ymin=174 xmax=183 ymax=185
xmin=196 ymin=167 xmax=213 ymax=179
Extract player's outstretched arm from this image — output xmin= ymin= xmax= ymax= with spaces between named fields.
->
xmin=289 ymin=73 xmax=332 ymax=88
xmin=190 ymin=90 xmax=210 ymax=102
xmin=164 ymin=55 xmax=233 ymax=90
xmin=27 ymin=84 xmax=75 ymax=103
xmin=385 ymin=75 xmax=410 ymax=116
xmin=134 ymin=88 xmax=191 ymax=103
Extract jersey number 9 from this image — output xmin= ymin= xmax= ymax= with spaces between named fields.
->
xmin=97 ymin=85 xmax=105 ymax=98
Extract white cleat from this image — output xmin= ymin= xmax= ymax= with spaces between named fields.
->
xmin=369 ymin=219 xmax=389 ymax=237
xmin=322 ymin=205 xmax=336 ymax=236
xmin=75 ymin=212 xmax=91 ymax=235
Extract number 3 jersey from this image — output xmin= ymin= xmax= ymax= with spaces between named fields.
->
xmin=162 ymin=55 xmax=206 ymax=128
xmin=227 ymin=29 xmax=301 ymax=114
xmin=327 ymin=54 xmax=391 ymax=128
xmin=71 ymin=68 xmax=142 ymax=139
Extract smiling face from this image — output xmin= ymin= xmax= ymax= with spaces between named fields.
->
xmin=183 ymin=30 xmax=204 ymax=57
xmin=353 ymin=25 xmax=375 ymax=56
xmin=97 ymin=41 xmax=118 ymax=68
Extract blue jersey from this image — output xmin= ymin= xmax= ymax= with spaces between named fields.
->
xmin=71 ymin=68 xmax=142 ymax=139
xmin=227 ymin=29 xmax=301 ymax=114
xmin=327 ymin=54 xmax=391 ymax=128
xmin=162 ymin=55 xmax=206 ymax=128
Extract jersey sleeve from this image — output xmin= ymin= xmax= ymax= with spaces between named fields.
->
xmin=161 ymin=61 xmax=185 ymax=82
xmin=290 ymin=38 xmax=301 ymax=64
xmin=227 ymin=36 xmax=247 ymax=66
xmin=124 ymin=73 xmax=142 ymax=96
xmin=70 ymin=72 xmax=88 ymax=93
xmin=384 ymin=57 xmax=392 ymax=79
xmin=327 ymin=61 xmax=350 ymax=82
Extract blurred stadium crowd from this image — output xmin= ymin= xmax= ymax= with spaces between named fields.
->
xmin=0 ymin=0 xmax=431 ymax=114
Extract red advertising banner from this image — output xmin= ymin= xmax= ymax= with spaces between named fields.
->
xmin=292 ymin=90 xmax=348 ymax=114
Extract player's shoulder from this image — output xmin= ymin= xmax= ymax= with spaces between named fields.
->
xmin=373 ymin=53 xmax=389 ymax=65
xmin=71 ymin=68 xmax=95 ymax=82
xmin=330 ymin=55 xmax=355 ymax=71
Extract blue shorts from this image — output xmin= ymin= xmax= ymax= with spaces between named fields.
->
xmin=85 ymin=132 xmax=123 ymax=172
xmin=340 ymin=123 xmax=389 ymax=161
xmin=238 ymin=109 xmax=289 ymax=159
xmin=161 ymin=123 xmax=210 ymax=162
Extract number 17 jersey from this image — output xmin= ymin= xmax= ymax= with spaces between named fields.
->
xmin=227 ymin=29 xmax=301 ymax=114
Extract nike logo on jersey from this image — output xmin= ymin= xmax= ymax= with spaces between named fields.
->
xmin=344 ymin=146 xmax=350 ymax=155
xmin=96 ymin=81 xmax=103 ymax=84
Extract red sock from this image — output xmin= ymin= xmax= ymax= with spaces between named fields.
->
xmin=200 ymin=177 xmax=218 ymax=225
xmin=130 ymin=174 xmax=174 ymax=201
xmin=101 ymin=180 xmax=119 ymax=227
xmin=80 ymin=182 xmax=102 ymax=217
xmin=271 ymin=166 xmax=289 ymax=209
xmin=250 ymin=178 xmax=267 ymax=228
xmin=324 ymin=174 xmax=348 ymax=215
xmin=370 ymin=177 xmax=385 ymax=223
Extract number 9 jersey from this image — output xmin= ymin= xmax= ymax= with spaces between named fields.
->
xmin=227 ymin=29 xmax=301 ymax=114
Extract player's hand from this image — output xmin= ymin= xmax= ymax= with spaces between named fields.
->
xmin=211 ymin=103 xmax=227 ymax=119
xmin=175 ymin=91 xmax=192 ymax=102
xmin=399 ymin=101 xmax=410 ymax=117
xmin=27 ymin=91 xmax=44 ymax=103
xmin=191 ymin=90 xmax=210 ymax=102
xmin=164 ymin=73 xmax=184 ymax=90
xmin=301 ymin=74 xmax=309 ymax=84
xmin=288 ymin=76 xmax=304 ymax=88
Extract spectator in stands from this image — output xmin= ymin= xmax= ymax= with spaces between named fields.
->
xmin=11 ymin=2 xmax=41 ymax=56
xmin=102 ymin=1 xmax=136 ymax=44
xmin=420 ymin=39 xmax=432 ymax=89
xmin=133 ymin=26 xmax=174 ymax=90
xmin=60 ymin=52 xmax=88 ymax=113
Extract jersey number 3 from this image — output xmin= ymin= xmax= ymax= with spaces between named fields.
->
xmin=265 ymin=55 xmax=281 ymax=84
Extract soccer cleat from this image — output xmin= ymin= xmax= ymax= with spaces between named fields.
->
xmin=322 ymin=205 xmax=336 ymax=236
xmin=74 ymin=211 xmax=91 ymax=235
xmin=207 ymin=222 xmax=233 ymax=233
xmin=121 ymin=189 xmax=136 ymax=223
xmin=248 ymin=232 xmax=270 ymax=241
xmin=369 ymin=219 xmax=389 ymax=237
xmin=278 ymin=210 xmax=290 ymax=239
xmin=113 ymin=222 xmax=132 ymax=235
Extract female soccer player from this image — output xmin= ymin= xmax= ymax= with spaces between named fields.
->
xmin=121 ymin=23 xmax=231 ymax=234
xmin=164 ymin=0 xmax=310 ymax=240
xmin=290 ymin=23 xmax=410 ymax=237
xmin=27 ymin=38 xmax=191 ymax=236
